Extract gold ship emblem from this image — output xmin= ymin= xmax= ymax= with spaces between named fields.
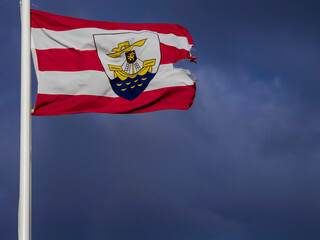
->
xmin=107 ymin=39 xmax=155 ymax=81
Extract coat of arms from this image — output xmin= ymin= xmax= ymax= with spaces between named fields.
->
xmin=93 ymin=32 xmax=161 ymax=100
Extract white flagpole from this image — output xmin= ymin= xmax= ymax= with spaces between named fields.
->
xmin=19 ymin=0 xmax=31 ymax=239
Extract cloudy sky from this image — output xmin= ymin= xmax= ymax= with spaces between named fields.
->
xmin=1 ymin=0 xmax=320 ymax=239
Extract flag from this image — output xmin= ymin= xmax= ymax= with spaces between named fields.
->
xmin=31 ymin=10 xmax=196 ymax=115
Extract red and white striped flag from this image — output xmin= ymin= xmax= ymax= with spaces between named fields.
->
xmin=31 ymin=10 xmax=196 ymax=115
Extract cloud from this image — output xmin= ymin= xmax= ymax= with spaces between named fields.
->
xmin=185 ymin=66 xmax=320 ymax=239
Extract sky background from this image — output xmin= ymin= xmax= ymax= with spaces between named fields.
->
xmin=1 ymin=0 xmax=320 ymax=239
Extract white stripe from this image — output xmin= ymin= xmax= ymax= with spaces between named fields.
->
xmin=31 ymin=28 xmax=192 ymax=51
xmin=37 ymin=64 xmax=194 ymax=97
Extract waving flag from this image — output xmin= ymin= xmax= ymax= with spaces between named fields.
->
xmin=31 ymin=10 xmax=196 ymax=115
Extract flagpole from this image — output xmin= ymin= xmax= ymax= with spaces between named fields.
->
xmin=19 ymin=0 xmax=32 ymax=239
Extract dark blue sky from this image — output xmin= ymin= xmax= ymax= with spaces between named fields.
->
xmin=1 ymin=1 xmax=320 ymax=239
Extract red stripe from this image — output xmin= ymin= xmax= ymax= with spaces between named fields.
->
xmin=31 ymin=9 xmax=194 ymax=45
xmin=35 ymin=44 xmax=190 ymax=71
xmin=36 ymin=49 xmax=103 ymax=71
xmin=32 ymin=85 xmax=196 ymax=115
xmin=160 ymin=44 xmax=190 ymax=65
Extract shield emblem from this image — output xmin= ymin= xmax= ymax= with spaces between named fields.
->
xmin=93 ymin=31 xmax=161 ymax=101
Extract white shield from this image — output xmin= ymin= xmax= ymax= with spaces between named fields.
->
xmin=93 ymin=31 xmax=161 ymax=100
xmin=93 ymin=31 xmax=161 ymax=80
